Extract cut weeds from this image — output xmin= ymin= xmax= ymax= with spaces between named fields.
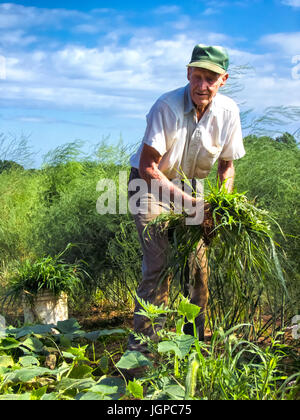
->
xmin=146 ymin=181 xmax=290 ymax=340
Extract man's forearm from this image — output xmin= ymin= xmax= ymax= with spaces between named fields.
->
xmin=140 ymin=165 xmax=197 ymax=207
xmin=218 ymin=159 xmax=235 ymax=192
xmin=138 ymin=143 xmax=201 ymax=217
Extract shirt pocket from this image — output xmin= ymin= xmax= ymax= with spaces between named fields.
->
xmin=195 ymin=128 xmax=222 ymax=171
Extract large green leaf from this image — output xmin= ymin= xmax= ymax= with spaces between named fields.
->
xmin=2 ymin=366 xmax=55 ymax=385
xmin=0 ymin=337 xmax=20 ymax=350
xmin=158 ymin=341 xmax=178 ymax=355
xmin=62 ymin=345 xmax=89 ymax=361
xmin=90 ymin=377 xmax=126 ymax=400
xmin=127 ymin=380 xmax=144 ymax=399
xmin=56 ymin=318 xmax=81 ymax=335
xmin=84 ymin=328 xmax=126 ymax=341
xmin=30 ymin=386 xmax=48 ymax=400
xmin=158 ymin=335 xmax=195 ymax=359
xmin=21 ymin=337 xmax=44 ymax=353
xmin=164 ymin=384 xmax=185 ymax=400
xmin=56 ymin=377 xmax=96 ymax=392
xmin=9 ymin=324 xmax=55 ymax=339
xmin=68 ymin=365 xmax=94 ymax=379
xmin=116 ymin=351 xmax=153 ymax=370
xmin=19 ymin=356 xmax=40 ymax=367
xmin=0 ymin=355 xmax=14 ymax=367
xmin=78 ymin=392 xmax=112 ymax=400
xmin=41 ymin=392 xmax=60 ymax=400
xmin=178 ymin=298 xmax=200 ymax=322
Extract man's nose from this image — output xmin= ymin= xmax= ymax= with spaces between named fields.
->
xmin=197 ymin=78 xmax=209 ymax=90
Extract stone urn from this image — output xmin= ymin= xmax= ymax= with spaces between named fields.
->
xmin=22 ymin=290 xmax=68 ymax=325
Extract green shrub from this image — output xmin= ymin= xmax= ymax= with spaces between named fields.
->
xmin=2 ymin=244 xmax=89 ymax=306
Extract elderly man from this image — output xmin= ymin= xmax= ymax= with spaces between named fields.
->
xmin=128 ymin=44 xmax=245 ymax=352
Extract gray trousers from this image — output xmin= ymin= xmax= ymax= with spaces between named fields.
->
xmin=128 ymin=168 xmax=209 ymax=351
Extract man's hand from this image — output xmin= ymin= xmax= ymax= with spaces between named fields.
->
xmin=202 ymin=202 xmax=216 ymax=245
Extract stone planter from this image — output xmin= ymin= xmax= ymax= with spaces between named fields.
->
xmin=22 ymin=290 xmax=68 ymax=325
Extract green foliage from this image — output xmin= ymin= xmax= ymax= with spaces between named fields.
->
xmin=112 ymin=296 xmax=300 ymax=400
xmin=0 ymin=129 xmax=298 ymax=400
xmin=0 ymin=318 xmax=126 ymax=400
xmin=233 ymin=135 xmax=300 ymax=315
xmin=102 ymin=219 xmax=141 ymax=306
xmin=116 ymin=350 xmax=153 ymax=370
xmin=275 ymin=132 xmax=298 ymax=146
xmin=0 ymin=302 xmax=299 ymax=400
xmin=234 ymin=135 xmax=300 ymax=257
xmin=0 ymin=134 xmax=298 ymax=340
xmin=0 ymin=168 xmax=47 ymax=261
xmin=127 ymin=379 xmax=144 ymax=399
xmin=0 ymin=133 xmax=34 ymax=168
xmin=28 ymin=141 xmax=136 ymax=302
xmin=0 ymin=140 xmax=139 ymax=307
xmin=2 ymin=244 xmax=90 ymax=305
xmin=0 ymin=160 xmax=24 ymax=174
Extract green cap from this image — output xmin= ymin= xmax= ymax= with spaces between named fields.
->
xmin=187 ymin=44 xmax=229 ymax=74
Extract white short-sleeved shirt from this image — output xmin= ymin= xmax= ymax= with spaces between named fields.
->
xmin=130 ymin=84 xmax=245 ymax=180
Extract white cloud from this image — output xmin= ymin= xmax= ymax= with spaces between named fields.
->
xmin=0 ymin=3 xmax=299 ymax=129
xmin=18 ymin=116 xmax=46 ymax=123
xmin=171 ymin=15 xmax=191 ymax=30
xmin=2 ymin=31 xmax=299 ymax=121
xmin=0 ymin=3 xmax=86 ymax=29
xmin=202 ymin=7 xmax=220 ymax=16
xmin=73 ymin=24 xmax=101 ymax=34
xmin=221 ymin=47 xmax=300 ymax=118
xmin=281 ymin=0 xmax=300 ymax=7
xmin=0 ymin=29 xmax=36 ymax=46
xmin=153 ymin=5 xmax=181 ymax=15
xmin=260 ymin=32 xmax=300 ymax=55
xmin=243 ymin=76 xmax=300 ymax=111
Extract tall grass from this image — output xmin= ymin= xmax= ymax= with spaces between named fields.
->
xmin=0 ymin=133 xmax=34 ymax=168
xmin=233 ymin=136 xmax=300 ymax=320
xmin=0 ymin=168 xmax=46 ymax=262
xmin=0 ymin=140 xmax=140 ymax=308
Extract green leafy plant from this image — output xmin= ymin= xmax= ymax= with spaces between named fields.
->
xmin=0 ymin=308 xmax=299 ymax=400
xmin=117 ymin=296 xmax=300 ymax=400
xmin=2 ymin=244 xmax=90 ymax=306
xmin=0 ymin=318 xmax=126 ymax=400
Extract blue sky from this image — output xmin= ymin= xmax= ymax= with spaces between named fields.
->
xmin=0 ymin=0 xmax=299 ymax=167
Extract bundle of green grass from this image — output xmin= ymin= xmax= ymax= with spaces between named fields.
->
xmin=145 ymin=181 xmax=287 ymax=318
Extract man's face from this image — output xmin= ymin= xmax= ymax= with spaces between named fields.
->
xmin=187 ymin=67 xmax=228 ymax=110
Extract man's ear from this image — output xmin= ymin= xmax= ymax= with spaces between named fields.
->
xmin=187 ymin=67 xmax=192 ymax=81
xmin=219 ymin=73 xmax=229 ymax=87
